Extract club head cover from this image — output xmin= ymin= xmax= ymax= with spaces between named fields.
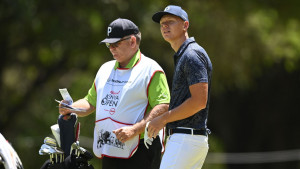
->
xmin=58 ymin=114 xmax=77 ymax=156
xmin=51 ymin=124 xmax=61 ymax=147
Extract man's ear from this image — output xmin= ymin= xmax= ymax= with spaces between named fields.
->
xmin=130 ymin=36 xmax=137 ymax=48
xmin=183 ymin=21 xmax=189 ymax=31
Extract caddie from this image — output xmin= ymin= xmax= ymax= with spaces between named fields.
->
xmin=58 ymin=18 xmax=170 ymax=169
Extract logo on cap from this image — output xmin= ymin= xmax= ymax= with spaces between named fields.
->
xmin=107 ymin=27 xmax=112 ymax=36
xmin=164 ymin=7 xmax=170 ymax=11
xmin=181 ymin=15 xmax=187 ymax=21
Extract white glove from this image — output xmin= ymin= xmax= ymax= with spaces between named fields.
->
xmin=144 ymin=122 xmax=153 ymax=149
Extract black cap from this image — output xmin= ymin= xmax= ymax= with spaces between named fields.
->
xmin=100 ymin=18 xmax=139 ymax=44
xmin=152 ymin=5 xmax=189 ymax=23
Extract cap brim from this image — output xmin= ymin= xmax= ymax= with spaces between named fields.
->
xmin=99 ymin=38 xmax=121 ymax=44
xmin=152 ymin=11 xmax=172 ymax=23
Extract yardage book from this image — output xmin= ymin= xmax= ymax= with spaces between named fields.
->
xmin=55 ymin=88 xmax=86 ymax=112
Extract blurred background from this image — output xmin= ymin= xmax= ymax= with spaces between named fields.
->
xmin=1 ymin=0 xmax=300 ymax=168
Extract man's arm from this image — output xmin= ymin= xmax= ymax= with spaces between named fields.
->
xmin=113 ymin=103 xmax=169 ymax=143
xmin=147 ymin=82 xmax=208 ymax=138
xmin=113 ymin=71 xmax=170 ymax=143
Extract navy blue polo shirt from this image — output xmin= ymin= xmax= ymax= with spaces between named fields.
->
xmin=167 ymin=37 xmax=213 ymax=130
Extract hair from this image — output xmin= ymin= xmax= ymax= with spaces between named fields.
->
xmin=134 ymin=32 xmax=141 ymax=45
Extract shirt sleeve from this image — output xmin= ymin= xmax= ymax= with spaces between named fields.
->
xmin=148 ymin=71 xmax=170 ymax=109
xmin=84 ymin=82 xmax=97 ymax=107
xmin=184 ymin=51 xmax=209 ymax=86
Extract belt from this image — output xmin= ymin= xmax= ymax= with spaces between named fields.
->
xmin=169 ymin=128 xmax=207 ymax=136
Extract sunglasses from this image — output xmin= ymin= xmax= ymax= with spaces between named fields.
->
xmin=106 ymin=36 xmax=131 ymax=48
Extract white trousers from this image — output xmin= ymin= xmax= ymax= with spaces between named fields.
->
xmin=160 ymin=133 xmax=209 ymax=169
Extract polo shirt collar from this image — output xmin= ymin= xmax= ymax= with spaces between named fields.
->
xmin=174 ymin=37 xmax=195 ymax=63
xmin=114 ymin=49 xmax=141 ymax=70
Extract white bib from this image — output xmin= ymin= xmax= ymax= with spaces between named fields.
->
xmin=93 ymin=53 xmax=163 ymax=158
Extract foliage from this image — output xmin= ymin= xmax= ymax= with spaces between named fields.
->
xmin=1 ymin=0 xmax=300 ymax=168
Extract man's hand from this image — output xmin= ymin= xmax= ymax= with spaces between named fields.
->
xmin=113 ymin=126 xmax=136 ymax=143
xmin=147 ymin=115 xmax=167 ymax=138
xmin=58 ymin=100 xmax=73 ymax=120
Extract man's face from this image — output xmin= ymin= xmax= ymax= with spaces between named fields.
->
xmin=159 ymin=15 xmax=186 ymax=42
xmin=107 ymin=36 xmax=133 ymax=66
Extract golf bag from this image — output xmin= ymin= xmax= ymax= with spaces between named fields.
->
xmin=39 ymin=114 xmax=94 ymax=169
